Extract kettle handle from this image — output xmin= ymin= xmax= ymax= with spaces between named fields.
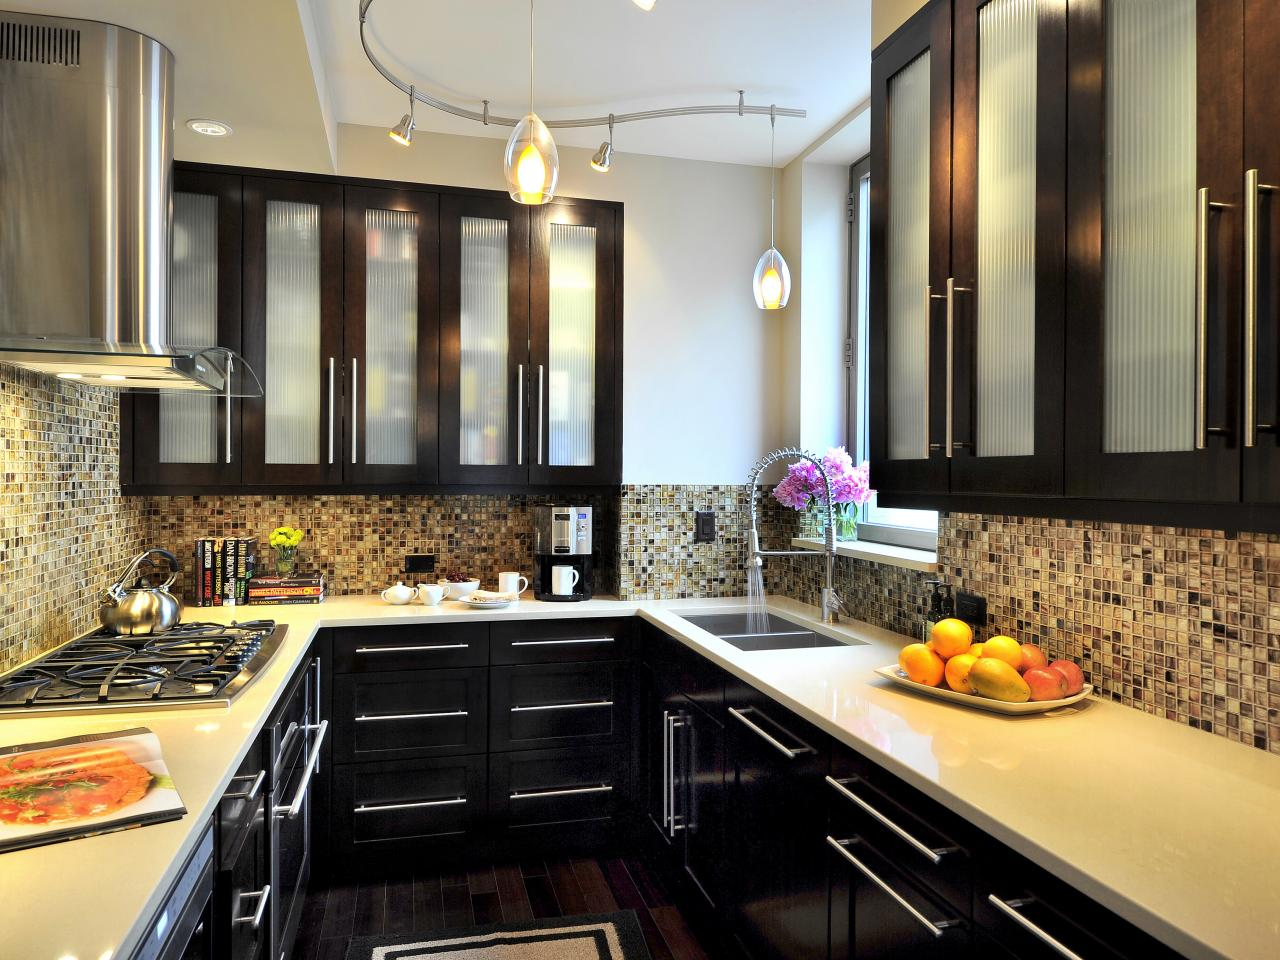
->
xmin=109 ymin=549 xmax=181 ymax=597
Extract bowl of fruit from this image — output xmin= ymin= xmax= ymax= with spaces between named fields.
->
xmin=878 ymin=619 xmax=1092 ymax=715
xmin=438 ymin=571 xmax=481 ymax=600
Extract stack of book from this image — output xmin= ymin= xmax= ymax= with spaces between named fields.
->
xmin=194 ymin=537 xmax=258 ymax=607
xmin=245 ymin=573 xmax=327 ymax=606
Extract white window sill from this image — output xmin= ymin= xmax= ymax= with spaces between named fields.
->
xmin=791 ymin=537 xmax=938 ymax=573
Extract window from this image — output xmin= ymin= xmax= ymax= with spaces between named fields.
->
xmin=847 ymin=158 xmax=938 ymax=551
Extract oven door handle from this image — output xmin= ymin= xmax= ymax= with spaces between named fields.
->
xmin=273 ymin=720 xmax=328 ymax=821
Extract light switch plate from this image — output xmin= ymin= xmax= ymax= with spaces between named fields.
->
xmin=694 ymin=511 xmax=716 ymax=543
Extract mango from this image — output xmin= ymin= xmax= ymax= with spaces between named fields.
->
xmin=968 ymin=658 xmax=1031 ymax=703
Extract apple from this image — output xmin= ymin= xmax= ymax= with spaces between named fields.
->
xmin=1019 ymin=643 xmax=1048 ymax=673
xmin=1024 ymin=666 xmax=1068 ymax=701
xmin=1049 ymin=659 xmax=1085 ymax=696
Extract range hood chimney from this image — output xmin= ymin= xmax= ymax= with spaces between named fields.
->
xmin=0 ymin=11 xmax=258 ymax=394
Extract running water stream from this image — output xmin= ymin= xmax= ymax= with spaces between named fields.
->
xmin=745 ymin=561 xmax=770 ymax=634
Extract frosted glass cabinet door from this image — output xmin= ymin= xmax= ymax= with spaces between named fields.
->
xmin=948 ymin=0 xmax=1066 ymax=496
xmin=343 ymin=187 xmax=439 ymax=485
xmin=1064 ymin=0 xmax=1242 ymax=502
xmin=439 ymin=195 xmax=531 ymax=484
xmin=530 ymin=202 xmax=618 ymax=485
xmin=128 ymin=170 xmax=243 ymax=487
xmin=242 ymin=178 xmax=344 ymax=485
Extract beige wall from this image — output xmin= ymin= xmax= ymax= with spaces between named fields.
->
xmin=336 ymin=123 xmax=786 ymax=485
xmin=873 ymin=0 xmax=929 ymax=48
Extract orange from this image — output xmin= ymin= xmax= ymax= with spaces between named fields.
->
xmin=944 ymin=653 xmax=979 ymax=693
xmin=899 ymin=643 xmax=945 ymax=687
xmin=929 ymin=618 xmax=973 ymax=659
xmin=969 ymin=641 xmax=985 ymax=659
xmin=982 ymin=635 xmax=1023 ymax=670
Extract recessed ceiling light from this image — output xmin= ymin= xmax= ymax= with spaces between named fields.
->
xmin=187 ymin=118 xmax=232 ymax=137
xmin=56 ymin=372 xmax=83 ymax=380
xmin=632 ymin=0 xmax=656 ymax=9
xmin=101 ymin=374 xmax=127 ymax=381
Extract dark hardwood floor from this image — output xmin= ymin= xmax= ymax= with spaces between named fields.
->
xmin=291 ymin=855 xmax=712 ymax=960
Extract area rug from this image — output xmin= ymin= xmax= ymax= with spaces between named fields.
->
xmin=344 ymin=910 xmax=652 ymax=960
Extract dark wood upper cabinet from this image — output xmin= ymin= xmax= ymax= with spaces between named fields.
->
xmin=869 ymin=0 xmax=954 ymax=499
xmin=242 ymin=176 xmax=345 ymax=486
xmin=529 ymin=200 xmax=621 ymax=486
xmin=129 ymin=169 xmax=244 ymax=486
xmin=1064 ymin=0 xmax=1244 ymax=503
xmin=438 ymin=193 xmax=532 ymax=486
xmin=343 ymin=186 xmax=440 ymax=485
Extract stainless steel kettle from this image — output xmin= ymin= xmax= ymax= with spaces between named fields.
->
xmin=99 ymin=549 xmax=183 ymax=635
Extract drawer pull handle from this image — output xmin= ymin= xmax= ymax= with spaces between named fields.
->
xmin=826 ymin=837 xmax=957 ymax=939
xmin=510 ymin=637 xmax=614 ymax=647
xmin=987 ymin=895 xmax=1085 ymax=960
xmin=355 ymin=710 xmax=468 ymax=722
xmin=510 ymin=699 xmax=613 ymax=713
xmin=233 ymin=884 xmax=271 ymax=930
xmin=825 ymin=776 xmax=953 ymax=864
xmin=273 ymin=720 xmax=328 ymax=821
xmin=728 ymin=707 xmax=806 ymax=759
xmin=355 ymin=644 xmax=469 ymax=654
xmin=510 ymin=783 xmax=613 ymax=800
xmin=355 ymin=796 xmax=467 ymax=813
xmin=226 ymin=769 xmax=266 ymax=802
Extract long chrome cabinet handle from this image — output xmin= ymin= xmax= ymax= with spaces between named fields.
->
xmin=226 ymin=769 xmax=267 ymax=802
xmin=510 ymin=637 xmax=613 ymax=647
xmin=517 ymin=364 xmax=525 ymax=465
xmin=537 ymin=364 xmax=545 ymax=465
xmin=1245 ymin=169 xmax=1278 ymax=447
xmin=825 ymin=776 xmax=952 ymax=864
xmin=355 ymin=710 xmax=467 ymax=722
xmin=351 ymin=357 xmax=359 ymax=464
xmin=510 ymin=699 xmax=613 ymax=713
xmin=946 ymin=278 xmax=972 ymax=456
xmin=511 ymin=783 xmax=612 ymax=800
xmin=355 ymin=643 xmax=469 ymax=654
xmin=661 ymin=709 xmax=671 ymax=827
xmin=233 ymin=884 xmax=270 ymax=929
xmin=826 ymin=837 xmax=954 ymax=939
xmin=668 ymin=714 xmax=684 ymax=836
xmin=1196 ymin=188 xmax=1233 ymax=449
xmin=987 ymin=895 xmax=1085 ymax=960
xmin=327 ymin=357 xmax=335 ymax=464
xmin=923 ymin=285 xmax=934 ymax=459
xmin=273 ymin=719 xmax=328 ymax=820
xmin=224 ymin=355 xmax=234 ymax=464
xmin=356 ymin=796 xmax=465 ymax=813
xmin=728 ymin=707 xmax=801 ymax=759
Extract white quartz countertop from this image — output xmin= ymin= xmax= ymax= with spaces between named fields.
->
xmin=2 ymin=595 xmax=1278 ymax=960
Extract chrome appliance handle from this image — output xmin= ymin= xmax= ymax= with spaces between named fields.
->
xmin=517 ymin=364 xmax=525 ymax=465
xmin=356 ymin=797 xmax=465 ymax=813
xmin=510 ymin=784 xmax=612 ymax=800
xmin=224 ymin=354 xmax=233 ymax=464
xmin=728 ymin=707 xmax=801 ymax=759
xmin=1245 ymin=169 xmax=1278 ymax=447
xmin=355 ymin=644 xmax=469 ymax=654
xmin=537 ymin=364 xmax=545 ymax=465
xmin=351 ymin=357 xmax=359 ymax=464
xmin=273 ymin=719 xmax=328 ymax=820
xmin=233 ymin=884 xmax=270 ymax=930
xmin=987 ymin=895 xmax=1086 ymax=960
xmin=1196 ymin=188 xmax=1233 ymax=449
xmin=511 ymin=637 xmax=613 ymax=647
xmin=328 ymin=357 xmax=335 ymax=464
xmin=355 ymin=710 xmax=468 ymax=722
xmin=825 ymin=776 xmax=952 ymax=864
xmin=826 ymin=837 xmax=954 ymax=939
xmin=226 ymin=769 xmax=266 ymax=802
xmin=510 ymin=700 xmax=612 ymax=713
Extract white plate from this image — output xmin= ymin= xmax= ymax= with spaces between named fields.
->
xmin=460 ymin=597 xmax=512 ymax=609
xmin=874 ymin=665 xmax=1093 ymax=715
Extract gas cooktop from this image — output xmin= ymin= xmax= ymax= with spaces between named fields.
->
xmin=0 ymin=620 xmax=288 ymax=716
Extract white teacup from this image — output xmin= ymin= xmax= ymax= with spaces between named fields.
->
xmin=381 ymin=581 xmax=417 ymax=605
xmin=498 ymin=572 xmax=529 ymax=596
xmin=416 ymin=583 xmax=446 ymax=606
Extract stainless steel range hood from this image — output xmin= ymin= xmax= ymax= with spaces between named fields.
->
xmin=0 ymin=11 xmax=259 ymax=395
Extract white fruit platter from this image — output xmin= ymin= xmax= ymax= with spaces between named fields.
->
xmin=874 ymin=665 xmax=1094 ymax=715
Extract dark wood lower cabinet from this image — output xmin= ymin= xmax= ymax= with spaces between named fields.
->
xmin=487 ymin=745 xmax=629 ymax=851
xmin=332 ymin=668 xmax=487 ymax=762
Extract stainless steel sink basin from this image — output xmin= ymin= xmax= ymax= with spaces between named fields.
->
xmin=681 ymin=613 xmax=849 ymax=651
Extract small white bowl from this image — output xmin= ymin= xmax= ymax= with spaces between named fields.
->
xmin=439 ymin=578 xmax=480 ymax=600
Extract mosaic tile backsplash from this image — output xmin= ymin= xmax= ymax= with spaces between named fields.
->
xmin=0 ymin=365 xmax=147 ymax=672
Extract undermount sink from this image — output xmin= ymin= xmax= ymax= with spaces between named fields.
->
xmin=680 ymin=613 xmax=851 ymax=651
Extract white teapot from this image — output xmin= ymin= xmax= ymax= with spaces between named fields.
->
xmin=380 ymin=581 xmax=417 ymax=605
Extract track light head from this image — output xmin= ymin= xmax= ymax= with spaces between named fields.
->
xmin=389 ymin=113 xmax=414 ymax=145
xmin=590 ymin=140 xmax=613 ymax=173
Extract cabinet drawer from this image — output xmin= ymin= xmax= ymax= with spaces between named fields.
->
xmin=488 ymin=746 xmax=627 ymax=832
xmin=218 ymin=737 xmax=266 ymax=855
xmin=491 ymin=618 xmax=633 ymax=664
xmin=332 ymin=624 xmax=488 ymax=673
xmin=490 ymin=661 xmax=629 ymax=751
xmin=828 ymin=744 xmax=972 ymax=917
xmin=332 ymin=755 xmax=486 ymax=850
xmin=333 ymin=669 xmax=487 ymax=762
xmin=641 ymin=622 xmax=724 ymax=710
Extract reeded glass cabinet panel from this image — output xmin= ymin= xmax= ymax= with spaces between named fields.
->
xmin=886 ymin=52 xmax=933 ymax=462
xmin=547 ymin=222 xmax=597 ymax=466
xmin=362 ymin=207 xmax=418 ymax=466
xmin=1102 ymin=0 xmax=1197 ymax=454
xmin=160 ymin=191 xmax=219 ymax=464
xmin=458 ymin=216 xmax=512 ymax=466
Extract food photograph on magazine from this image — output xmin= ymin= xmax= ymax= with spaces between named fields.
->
xmin=0 ymin=727 xmax=186 ymax=854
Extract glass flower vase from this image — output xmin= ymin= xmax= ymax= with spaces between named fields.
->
xmin=275 ymin=546 xmax=298 ymax=576
xmin=835 ymin=504 xmax=859 ymax=542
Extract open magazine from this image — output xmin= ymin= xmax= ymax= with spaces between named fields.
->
xmin=0 ymin=727 xmax=186 ymax=854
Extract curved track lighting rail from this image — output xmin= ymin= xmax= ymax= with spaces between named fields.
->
xmin=359 ymin=0 xmax=807 ymax=131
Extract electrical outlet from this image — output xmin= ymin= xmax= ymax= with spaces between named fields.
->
xmin=405 ymin=553 xmax=436 ymax=575
xmin=694 ymin=510 xmax=716 ymax=543
xmin=955 ymin=590 xmax=987 ymax=627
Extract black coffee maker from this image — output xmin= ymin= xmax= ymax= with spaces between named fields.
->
xmin=533 ymin=506 xmax=594 ymax=601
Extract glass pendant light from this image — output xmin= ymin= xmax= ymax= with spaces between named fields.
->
xmin=753 ymin=107 xmax=791 ymax=310
xmin=504 ymin=0 xmax=559 ymax=204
